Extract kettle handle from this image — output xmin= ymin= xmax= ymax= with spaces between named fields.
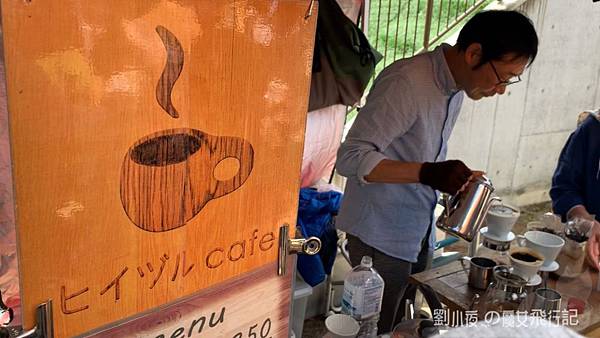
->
xmin=439 ymin=193 xmax=454 ymax=216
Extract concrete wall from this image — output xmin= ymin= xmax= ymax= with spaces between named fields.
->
xmin=447 ymin=0 xmax=600 ymax=206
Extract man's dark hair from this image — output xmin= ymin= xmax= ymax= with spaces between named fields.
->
xmin=456 ymin=10 xmax=538 ymax=69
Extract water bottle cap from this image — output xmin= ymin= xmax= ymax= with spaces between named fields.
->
xmin=361 ymin=256 xmax=373 ymax=268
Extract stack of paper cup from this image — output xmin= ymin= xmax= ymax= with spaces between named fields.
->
xmin=324 ymin=314 xmax=360 ymax=338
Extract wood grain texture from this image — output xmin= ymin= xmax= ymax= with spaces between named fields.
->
xmin=0 ymin=1 xmax=316 ymax=336
xmin=86 ymin=261 xmax=292 ymax=338
xmin=120 ymin=128 xmax=254 ymax=232
xmin=0 ymin=22 xmax=21 ymax=327
xmin=155 ymin=25 xmax=184 ymax=119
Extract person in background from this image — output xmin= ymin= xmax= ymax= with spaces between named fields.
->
xmin=335 ymin=10 xmax=539 ymax=333
xmin=550 ymin=109 xmax=600 ymax=270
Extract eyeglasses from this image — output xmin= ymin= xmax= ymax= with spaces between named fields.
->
xmin=489 ymin=61 xmax=522 ymax=86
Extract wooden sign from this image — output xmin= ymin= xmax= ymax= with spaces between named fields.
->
xmin=0 ymin=1 xmax=315 ymax=336
xmin=86 ymin=262 xmax=291 ymax=338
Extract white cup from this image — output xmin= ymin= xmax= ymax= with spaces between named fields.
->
xmin=486 ymin=203 xmax=520 ymax=239
xmin=324 ymin=314 xmax=360 ymax=338
xmin=509 ymin=247 xmax=544 ymax=282
xmin=517 ymin=230 xmax=565 ymax=268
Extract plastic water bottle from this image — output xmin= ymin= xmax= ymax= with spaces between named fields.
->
xmin=341 ymin=256 xmax=385 ymax=338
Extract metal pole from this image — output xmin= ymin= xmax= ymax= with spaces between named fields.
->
xmin=468 ymin=231 xmax=480 ymax=257
xmin=363 ymin=0 xmax=370 ymax=34
xmin=411 ymin=0 xmax=421 ymax=56
xmin=383 ymin=0 xmax=394 ymax=66
xmin=393 ymin=0 xmax=403 ymax=61
xmin=422 ymin=0 xmax=434 ymax=51
xmin=375 ymin=0 xmax=383 ymax=50
xmin=401 ymin=0 xmax=411 ymax=58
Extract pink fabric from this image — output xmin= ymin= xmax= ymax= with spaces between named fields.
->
xmin=0 ymin=37 xmax=20 ymax=325
xmin=300 ymin=0 xmax=362 ymax=188
xmin=337 ymin=0 xmax=364 ymax=23
xmin=300 ymin=105 xmax=346 ymax=188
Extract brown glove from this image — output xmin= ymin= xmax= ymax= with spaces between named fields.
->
xmin=419 ymin=160 xmax=472 ymax=195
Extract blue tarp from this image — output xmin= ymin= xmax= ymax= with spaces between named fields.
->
xmin=296 ymin=188 xmax=342 ymax=286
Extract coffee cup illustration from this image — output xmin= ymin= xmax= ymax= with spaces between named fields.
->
xmin=119 ymin=26 xmax=254 ymax=232
xmin=120 ymin=128 xmax=253 ymax=232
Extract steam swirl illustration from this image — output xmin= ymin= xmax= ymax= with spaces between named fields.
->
xmin=155 ymin=25 xmax=183 ymax=118
xmin=120 ymin=26 xmax=254 ymax=232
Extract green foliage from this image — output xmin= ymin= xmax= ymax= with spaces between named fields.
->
xmin=366 ymin=0 xmax=495 ymax=74
xmin=344 ymin=0 xmax=494 ymax=121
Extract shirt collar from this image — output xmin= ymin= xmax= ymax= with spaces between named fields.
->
xmin=431 ymin=43 xmax=460 ymax=96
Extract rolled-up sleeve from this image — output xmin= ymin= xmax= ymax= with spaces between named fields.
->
xmin=550 ymin=131 xmax=585 ymax=219
xmin=336 ymin=75 xmax=417 ymax=183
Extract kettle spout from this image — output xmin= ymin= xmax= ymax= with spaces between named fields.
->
xmin=490 ymin=196 xmax=502 ymax=205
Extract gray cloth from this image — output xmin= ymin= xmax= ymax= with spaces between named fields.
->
xmin=336 ymin=43 xmax=464 ymax=262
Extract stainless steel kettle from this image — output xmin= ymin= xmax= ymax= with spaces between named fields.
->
xmin=436 ymin=175 xmax=501 ymax=242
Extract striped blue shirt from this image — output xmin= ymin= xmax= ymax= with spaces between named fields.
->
xmin=336 ymin=44 xmax=464 ymax=262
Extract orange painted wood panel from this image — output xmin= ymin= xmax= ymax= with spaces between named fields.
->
xmin=0 ymin=1 xmax=316 ymax=336
xmin=86 ymin=261 xmax=292 ymax=338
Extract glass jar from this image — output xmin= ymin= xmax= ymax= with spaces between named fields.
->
xmin=475 ymin=265 xmax=529 ymax=316
xmin=475 ymin=237 xmax=511 ymax=266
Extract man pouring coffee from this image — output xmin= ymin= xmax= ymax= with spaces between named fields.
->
xmin=335 ymin=10 xmax=539 ymax=333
